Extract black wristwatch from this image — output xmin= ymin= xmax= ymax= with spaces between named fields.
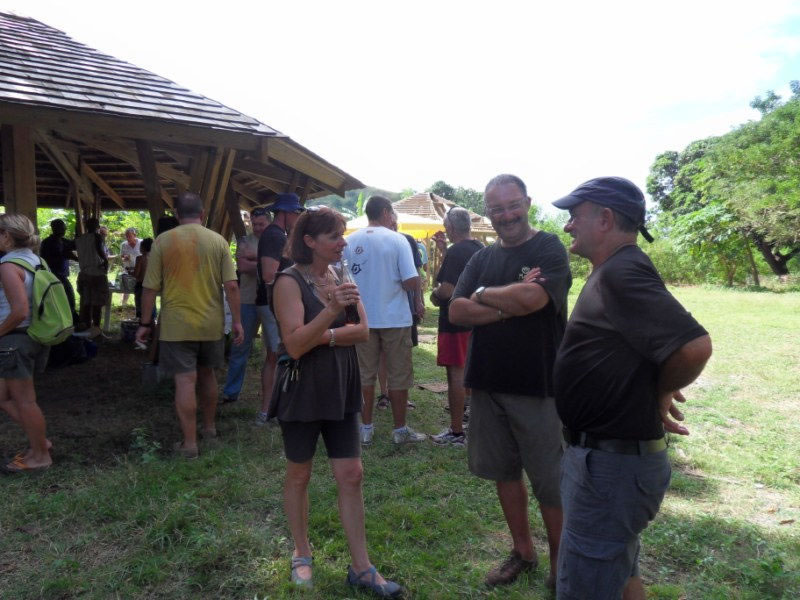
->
xmin=475 ymin=286 xmax=486 ymax=303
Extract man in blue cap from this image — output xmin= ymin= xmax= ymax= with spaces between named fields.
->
xmin=552 ymin=176 xmax=712 ymax=599
xmin=254 ymin=192 xmax=305 ymax=425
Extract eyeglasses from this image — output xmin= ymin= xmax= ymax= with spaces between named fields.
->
xmin=485 ymin=199 xmax=526 ymax=218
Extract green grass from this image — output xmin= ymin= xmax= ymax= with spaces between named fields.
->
xmin=1 ymin=284 xmax=799 ymax=598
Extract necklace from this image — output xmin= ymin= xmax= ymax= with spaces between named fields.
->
xmin=304 ymin=266 xmax=332 ymax=300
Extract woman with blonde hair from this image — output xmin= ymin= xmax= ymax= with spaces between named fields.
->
xmin=0 ymin=213 xmax=52 ymax=472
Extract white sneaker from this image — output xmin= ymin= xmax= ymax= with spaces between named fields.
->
xmin=360 ymin=424 xmax=374 ymax=445
xmin=392 ymin=426 xmax=427 ymax=444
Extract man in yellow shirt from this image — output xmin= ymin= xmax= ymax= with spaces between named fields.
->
xmin=137 ymin=192 xmax=244 ymax=458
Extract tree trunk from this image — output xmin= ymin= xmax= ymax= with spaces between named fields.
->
xmin=744 ymin=239 xmax=761 ymax=287
xmin=750 ymin=233 xmax=791 ymax=276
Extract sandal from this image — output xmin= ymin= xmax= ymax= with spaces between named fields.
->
xmin=2 ymin=455 xmax=51 ymax=474
xmin=173 ymin=442 xmax=199 ymax=459
xmin=290 ymin=555 xmax=313 ymax=588
xmin=376 ymin=394 xmax=390 ymax=409
xmin=346 ymin=565 xmax=403 ymax=598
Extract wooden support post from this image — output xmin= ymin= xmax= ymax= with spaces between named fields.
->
xmin=189 ymin=151 xmax=209 ymax=194
xmin=207 ymin=149 xmax=236 ymax=232
xmin=1 ymin=125 xmax=37 ymax=224
xmin=225 ymin=183 xmax=247 ymax=239
xmin=200 ymin=148 xmax=224 ymax=221
xmin=72 ymin=183 xmax=85 ymax=235
xmin=135 ymin=140 xmax=165 ymax=232
xmin=286 ymin=169 xmax=300 ymax=194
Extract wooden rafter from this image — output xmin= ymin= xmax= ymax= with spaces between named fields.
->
xmin=80 ymin=162 xmax=125 ymax=208
xmin=135 ymin=139 xmax=164 ymax=229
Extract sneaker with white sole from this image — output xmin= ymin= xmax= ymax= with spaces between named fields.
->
xmin=254 ymin=411 xmax=270 ymax=426
xmin=392 ymin=426 xmax=427 ymax=444
xmin=360 ymin=424 xmax=374 ymax=445
xmin=431 ymin=428 xmax=466 ymax=447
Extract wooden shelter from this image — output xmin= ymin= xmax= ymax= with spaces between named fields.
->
xmin=391 ymin=192 xmax=494 ymax=284
xmin=0 ymin=12 xmax=364 ymax=237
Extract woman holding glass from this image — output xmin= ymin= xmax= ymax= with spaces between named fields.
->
xmin=270 ymin=206 xmax=403 ymax=597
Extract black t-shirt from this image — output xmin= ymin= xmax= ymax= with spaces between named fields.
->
xmin=40 ymin=235 xmax=74 ymax=279
xmin=437 ymin=239 xmax=483 ymax=333
xmin=554 ymin=245 xmax=708 ymax=440
xmin=452 ymin=231 xmax=572 ymax=396
xmin=256 ymin=223 xmax=293 ymax=306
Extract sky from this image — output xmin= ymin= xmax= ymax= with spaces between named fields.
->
xmin=3 ymin=0 xmax=800 ymax=212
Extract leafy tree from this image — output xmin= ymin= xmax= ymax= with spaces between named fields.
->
xmin=426 ymin=181 xmax=485 ymax=215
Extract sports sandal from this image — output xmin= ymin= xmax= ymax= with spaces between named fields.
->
xmin=346 ymin=565 xmax=403 ymax=598
xmin=290 ymin=555 xmax=313 ymax=588
xmin=2 ymin=455 xmax=51 ymax=474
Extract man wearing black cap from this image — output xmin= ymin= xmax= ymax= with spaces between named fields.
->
xmin=255 ymin=192 xmax=305 ymax=425
xmin=552 ymin=176 xmax=712 ymax=600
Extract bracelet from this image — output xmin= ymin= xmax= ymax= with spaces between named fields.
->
xmin=328 ymin=328 xmax=336 ymax=347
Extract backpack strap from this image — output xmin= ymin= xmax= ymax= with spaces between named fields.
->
xmin=4 ymin=256 xmax=47 ymax=273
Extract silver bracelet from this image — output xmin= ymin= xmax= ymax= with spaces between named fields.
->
xmin=329 ymin=328 xmax=336 ymax=347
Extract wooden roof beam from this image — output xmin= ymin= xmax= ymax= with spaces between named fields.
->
xmin=32 ymin=129 xmax=93 ymax=199
xmin=135 ymin=140 xmax=165 ymax=230
xmin=263 ymin=137 xmax=346 ymax=190
xmin=80 ymin=162 xmax=125 ymax=208
xmin=232 ymin=156 xmax=294 ymax=185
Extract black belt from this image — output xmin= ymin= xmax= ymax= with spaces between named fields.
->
xmin=563 ymin=427 xmax=667 ymax=455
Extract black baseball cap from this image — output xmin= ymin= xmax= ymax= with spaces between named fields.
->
xmin=552 ymin=176 xmax=654 ymax=242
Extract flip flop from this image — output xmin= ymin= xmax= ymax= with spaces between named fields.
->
xmin=2 ymin=455 xmax=52 ymax=474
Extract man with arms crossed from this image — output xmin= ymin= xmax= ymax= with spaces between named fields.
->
xmin=343 ymin=195 xmax=426 ymax=445
xmin=429 ymin=206 xmax=482 ymax=447
xmin=450 ymin=174 xmax=571 ymax=588
xmin=136 ymin=192 xmax=244 ymax=458
xmin=552 ymin=176 xmax=712 ymax=600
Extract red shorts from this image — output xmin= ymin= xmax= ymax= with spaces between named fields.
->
xmin=437 ymin=331 xmax=471 ymax=367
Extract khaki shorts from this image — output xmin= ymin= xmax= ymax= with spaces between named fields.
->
xmin=77 ymin=272 xmax=109 ymax=307
xmin=160 ymin=338 xmax=225 ymax=375
xmin=355 ymin=327 xmax=413 ymax=390
xmin=468 ymin=390 xmax=563 ymax=507
xmin=0 ymin=332 xmax=49 ymax=379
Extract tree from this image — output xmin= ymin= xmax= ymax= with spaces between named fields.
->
xmin=426 ymin=181 xmax=485 ymax=215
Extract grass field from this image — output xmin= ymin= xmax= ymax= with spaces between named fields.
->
xmin=1 ymin=283 xmax=798 ymax=599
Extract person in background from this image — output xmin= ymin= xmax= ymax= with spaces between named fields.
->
xmin=552 ymin=177 xmax=712 ymax=600
xmin=221 ymin=206 xmax=274 ymax=404
xmin=254 ymin=193 xmax=304 ymax=426
xmin=269 ymin=206 xmax=402 ymax=597
xmin=119 ymin=227 xmax=141 ymax=306
xmin=75 ymin=217 xmax=109 ymax=334
xmin=429 ymin=207 xmax=483 ymax=447
xmin=0 ymin=214 xmax=52 ymax=473
xmin=133 ymin=238 xmax=154 ymax=321
xmin=39 ymin=218 xmax=78 ymax=319
xmin=343 ymin=196 xmax=426 ymax=446
xmin=136 ymin=192 xmax=244 ymax=459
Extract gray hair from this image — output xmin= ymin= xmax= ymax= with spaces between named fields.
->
xmin=484 ymin=173 xmax=527 ymax=197
xmin=445 ymin=206 xmax=471 ymax=234
xmin=125 ymin=227 xmax=137 ymax=236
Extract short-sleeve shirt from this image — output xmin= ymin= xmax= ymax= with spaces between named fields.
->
xmin=40 ymin=235 xmax=75 ymax=279
xmin=120 ymin=239 xmax=141 ymax=270
xmin=437 ymin=239 xmax=483 ymax=333
xmin=256 ymin=223 xmax=292 ymax=306
xmin=75 ymin=232 xmax=107 ymax=276
xmin=236 ymin=234 xmax=259 ymax=305
xmin=452 ymin=231 xmax=572 ymax=396
xmin=342 ymin=226 xmax=419 ymax=328
xmin=554 ymin=245 xmax=708 ymax=440
xmin=143 ymin=223 xmax=236 ymax=342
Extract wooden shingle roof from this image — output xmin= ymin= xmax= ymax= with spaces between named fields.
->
xmin=0 ymin=12 xmax=277 ymax=138
xmin=393 ymin=192 xmax=494 ymax=234
xmin=0 ymin=11 xmax=364 ymax=236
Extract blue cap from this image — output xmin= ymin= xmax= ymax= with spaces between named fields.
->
xmin=552 ymin=176 xmax=653 ymax=242
xmin=266 ymin=193 xmax=304 ymax=214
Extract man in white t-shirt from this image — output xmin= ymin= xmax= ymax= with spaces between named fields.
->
xmin=343 ymin=196 xmax=426 ymax=446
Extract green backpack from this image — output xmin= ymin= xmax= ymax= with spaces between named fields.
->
xmin=7 ymin=257 xmax=74 ymax=346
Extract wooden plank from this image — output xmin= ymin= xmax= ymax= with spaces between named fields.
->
xmin=0 ymin=125 xmax=37 ymax=223
xmin=135 ymin=140 xmax=164 ymax=230
xmin=225 ymin=183 xmax=246 ymax=239
xmin=189 ymin=150 xmax=209 ymax=194
xmin=0 ymin=101 xmax=267 ymax=151
xmin=207 ymin=149 xmax=236 ymax=232
xmin=80 ymin=161 xmax=125 ymax=208
xmin=268 ymin=138 xmax=346 ymax=190
xmin=1 ymin=125 xmax=17 ymax=213
xmin=160 ymin=189 xmax=174 ymax=209
xmin=63 ymin=132 xmax=191 ymax=188
xmin=230 ymin=178 xmax=261 ymax=205
xmin=232 ymin=156 xmax=294 ymax=185
xmin=200 ymin=148 xmax=224 ymax=218
xmin=33 ymin=129 xmax=93 ymax=199
xmin=286 ymin=169 xmax=300 ymax=194
xmin=72 ymin=183 xmax=85 ymax=235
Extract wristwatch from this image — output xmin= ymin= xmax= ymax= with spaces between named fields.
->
xmin=475 ymin=286 xmax=486 ymax=303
